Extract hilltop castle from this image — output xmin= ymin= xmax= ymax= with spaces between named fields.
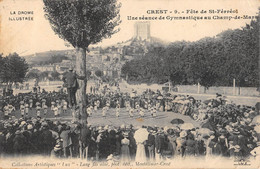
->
xmin=134 ymin=22 xmax=151 ymax=41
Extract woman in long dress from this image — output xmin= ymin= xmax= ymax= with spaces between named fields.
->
xmin=206 ymin=135 xmax=216 ymax=159
xmin=134 ymin=128 xmax=148 ymax=162
xmin=121 ymin=133 xmax=131 ymax=162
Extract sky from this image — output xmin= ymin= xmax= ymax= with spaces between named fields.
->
xmin=0 ymin=0 xmax=259 ymax=56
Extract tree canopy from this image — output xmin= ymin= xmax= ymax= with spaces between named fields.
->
xmin=0 ymin=53 xmax=29 ymax=84
xmin=43 ymin=0 xmax=121 ymax=49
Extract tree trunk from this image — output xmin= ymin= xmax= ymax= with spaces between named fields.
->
xmin=258 ymin=10 xmax=260 ymax=96
xmin=75 ymin=47 xmax=88 ymax=125
xmin=204 ymin=86 xmax=207 ymax=93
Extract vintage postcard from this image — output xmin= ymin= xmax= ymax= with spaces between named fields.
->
xmin=0 ymin=0 xmax=260 ymax=168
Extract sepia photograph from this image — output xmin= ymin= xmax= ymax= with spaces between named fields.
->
xmin=0 ymin=0 xmax=260 ymax=168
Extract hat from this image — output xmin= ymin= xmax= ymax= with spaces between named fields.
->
xmin=106 ymin=154 xmax=113 ymax=160
xmin=234 ymin=145 xmax=240 ymax=150
xmin=219 ymin=135 xmax=225 ymax=139
xmin=233 ymin=128 xmax=240 ymax=134
xmin=180 ymin=131 xmax=187 ymax=138
xmin=27 ymin=124 xmax=33 ymax=130
xmin=240 ymin=121 xmax=246 ymax=125
xmin=98 ymin=126 xmax=102 ymax=131
xmin=120 ymin=124 xmax=125 ymax=129
xmin=191 ymin=130 xmax=197 ymax=136
xmin=21 ymin=121 xmax=26 ymax=126
xmin=216 ymin=124 xmax=222 ymax=128
xmin=15 ymin=130 xmax=21 ymax=135
xmin=164 ymin=126 xmax=169 ymax=132
xmin=98 ymin=129 xmax=104 ymax=133
xmin=104 ymin=125 xmax=109 ymax=130
xmin=54 ymin=144 xmax=62 ymax=151
xmin=210 ymin=135 xmax=215 ymax=139
xmin=123 ymin=132 xmax=129 ymax=137
xmin=69 ymin=66 xmax=73 ymax=71
xmin=244 ymin=112 xmax=249 ymax=117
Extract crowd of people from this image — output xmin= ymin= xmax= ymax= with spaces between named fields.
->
xmin=0 ymin=84 xmax=260 ymax=162
xmin=0 ymin=90 xmax=67 ymax=119
xmin=0 ymin=115 xmax=259 ymax=161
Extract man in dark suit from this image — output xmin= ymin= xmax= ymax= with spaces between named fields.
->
xmin=62 ymin=67 xmax=82 ymax=108
xmin=62 ymin=67 xmax=78 ymax=107
xmin=147 ymin=130 xmax=156 ymax=160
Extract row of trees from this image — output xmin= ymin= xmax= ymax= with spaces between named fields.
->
xmin=36 ymin=54 xmax=69 ymax=65
xmin=26 ymin=69 xmax=61 ymax=81
xmin=121 ymin=14 xmax=259 ymax=89
xmin=0 ymin=53 xmax=29 ymax=85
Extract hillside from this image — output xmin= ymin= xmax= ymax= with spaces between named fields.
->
xmin=23 ymin=49 xmax=75 ymax=64
xmin=23 ymin=36 xmax=168 ymax=65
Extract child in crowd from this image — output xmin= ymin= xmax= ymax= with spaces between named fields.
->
xmin=8 ymin=104 xmax=15 ymax=117
xmin=43 ymin=104 xmax=48 ymax=117
xmin=53 ymin=105 xmax=59 ymax=119
xmin=129 ymin=108 xmax=134 ymax=118
xmin=62 ymin=100 xmax=68 ymax=113
xmin=41 ymin=99 xmax=46 ymax=108
xmin=116 ymin=102 xmax=120 ymax=118
xmin=29 ymin=99 xmax=33 ymax=110
xmin=4 ymin=105 xmax=9 ymax=119
xmin=102 ymin=106 xmax=107 ymax=118
xmin=35 ymin=103 xmax=41 ymax=118
xmin=25 ymin=103 xmax=29 ymax=117
xmin=51 ymin=101 xmax=55 ymax=111
xmin=20 ymin=104 xmax=25 ymax=118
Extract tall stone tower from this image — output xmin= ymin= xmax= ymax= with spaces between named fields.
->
xmin=134 ymin=21 xmax=151 ymax=40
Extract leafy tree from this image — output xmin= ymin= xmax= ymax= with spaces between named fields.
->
xmin=121 ymin=10 xmax=259 ymax=91
xmin=26 ymin=69 xmax=41 ymax=79
xmin=51 ymin=71 xmax=60 ymax=80
xmin=0 ymin=53 xmax=29 ymax=85
xmin=43 ymin=0 xmax=121 ymax=124
xmin=39 ymin=54 xmax=69 ymax=65
xmin=39 ymin=71 xmax=50 ymax=80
